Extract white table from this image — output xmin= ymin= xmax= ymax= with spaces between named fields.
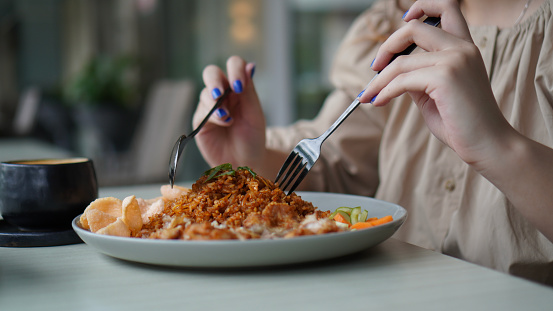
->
xmin=1 ymin=184 xmax=552 ymax=311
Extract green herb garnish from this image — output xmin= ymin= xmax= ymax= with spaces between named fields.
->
xmin=203 ymin=163 xmax=233 ymax=181
xmin=202 ymin=163 xmax=257 ymax=182
xmin=237 ymin=166 xmax=257 ymax=178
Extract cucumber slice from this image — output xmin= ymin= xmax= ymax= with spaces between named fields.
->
xmin=350 ymin=206 xmax=361 ymax=224
xmin=336 ymin=207 xmax=354 ymax=214
xmin=359 ymin=210 xmax=368 ymax=222
xmin=335 ymin=222 xmax=350 ymax=229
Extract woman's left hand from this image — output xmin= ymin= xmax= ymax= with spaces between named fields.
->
xmin=358 ymin=0 xmax=515 ymax=171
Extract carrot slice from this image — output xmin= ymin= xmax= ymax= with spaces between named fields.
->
xmin=370 ymin=215 xmax=393 ymax=226
xmin=350 ymin=215 xmax=393 ymax=230
xmin=350 ymin=222 xmax=374 ymax=230
xmin=333 ymin=212 xmax=352 ymax=226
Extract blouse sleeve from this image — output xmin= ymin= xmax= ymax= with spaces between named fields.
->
xmin=266 ymin=0 xmax=405 ymax=196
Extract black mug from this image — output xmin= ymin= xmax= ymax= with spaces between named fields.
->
xmin=0 ymin=158 xmax=98 ymax=230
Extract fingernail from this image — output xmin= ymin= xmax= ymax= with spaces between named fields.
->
xmin=233 ymin=80 xmax=243 ymax=93
xmin=370 ymin=58 xmax=375 ymax=68
xmin=357 ymin=90 xmax=365 ymax=98
xmin=211 ymin=88 xmax=222 ymax=99
xmin=215 ymin=108 xmax=227 ymax=118
xmin=250 ymin=65 xmax=256 ymax=78
xmin=402 ymin=10 xmax=409 ymax=20
xmin=370 ymin=95 xmax=377 ymax=104
xmin=223 ymin=116 xmax=232 ymax=123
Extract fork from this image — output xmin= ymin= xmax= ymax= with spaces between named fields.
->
xmin=168 ymin=87 xmax=231 ymax=187
xmin=275 ymin=16 xmax=441 ymax=195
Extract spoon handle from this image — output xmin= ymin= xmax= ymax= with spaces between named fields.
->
xmin=168 ymin=87 xmax=231 ymax=187
xmin=189 ymin=87 xmax=231 ymax=138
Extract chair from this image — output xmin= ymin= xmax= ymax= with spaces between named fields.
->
xmin=12 ymin=87 xmax=41 ymax=136
xmin=127 ymin=79 xmax=196 ymax=184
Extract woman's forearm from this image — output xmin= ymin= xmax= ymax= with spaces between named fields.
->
xmin=476 ymin=129 xmax=553 ymax=242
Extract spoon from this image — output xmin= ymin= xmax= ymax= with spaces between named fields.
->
xmin=168 ymin=87 xmax=231 ymax=187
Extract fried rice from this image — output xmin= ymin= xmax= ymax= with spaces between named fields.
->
xmin=137 ymin=165 xmax=343 ymax=240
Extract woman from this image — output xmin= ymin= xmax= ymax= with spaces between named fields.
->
xmin=193 ymin=0 xmax=553 ymax=285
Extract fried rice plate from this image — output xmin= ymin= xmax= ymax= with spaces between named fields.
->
xmin=137 ymin=166 xmax=343 ymax=240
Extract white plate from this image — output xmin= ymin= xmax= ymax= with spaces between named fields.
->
xmin=72 ymin=192 xmax=407 ymax=268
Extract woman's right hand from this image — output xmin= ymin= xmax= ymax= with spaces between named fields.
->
xmin=193 ymin=56 xmax=267 ymax=170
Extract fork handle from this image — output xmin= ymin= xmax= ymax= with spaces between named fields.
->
xmin=317 ymin=98 xmax=362 ymax=144
xmin=316 ymin=16 xmax=441 ymax=144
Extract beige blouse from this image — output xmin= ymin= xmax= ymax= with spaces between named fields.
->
xmin=267 ymin=0 xmax=553 ymax=285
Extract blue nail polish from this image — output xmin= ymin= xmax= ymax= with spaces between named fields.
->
xmin=402 ymin=10 xmax=409 ymax=20
xmin=250 ymin=65 xmax=256 ymax=78
xmin=233 ymin=80 xmax=243 ymax=93
xmin=215 ymin=108 xmax=227 ymax=118
xmin=357 ymin=90 xmax=365 ymax=98
xmin=370 ymin=95 xmax=377 ymax=103
xmin=211 ymin=88 xmax=222 ymax=99
xmin=224 ymin=116 xmax=232 ymax=123
xmin=370 ymin=58 xmax=375 ymax=68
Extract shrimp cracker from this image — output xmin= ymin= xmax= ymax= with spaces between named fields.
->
xmin=160 ymin=184 xmax=189 ymax=201
xmin=86 ymin=209 xmax=118 ymax=232
xmin=122 ymin=195 xmax=143 ymax=234
xmin=81 ymin=197 xmax=123 ymax=231
xmin=96 ymin=218 xmax=131 ymax=237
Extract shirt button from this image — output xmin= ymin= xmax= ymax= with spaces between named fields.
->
xmin=444 ymin=179 xmax=456 ymax=192
xmin=480 ymin=37 xmax=487 ymax=48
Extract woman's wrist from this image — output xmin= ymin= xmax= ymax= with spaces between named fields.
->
xmin=469 ymin=124 xmax=525 ymax=179
xmin=474 ymin=128 xmax=553 ymax=241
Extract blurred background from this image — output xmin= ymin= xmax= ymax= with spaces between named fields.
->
xmin=0 ymin=0 xmax=375 ymax=186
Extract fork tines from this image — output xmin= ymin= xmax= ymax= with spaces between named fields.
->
xmin=275 ymin=151 xmax=309 ymax=195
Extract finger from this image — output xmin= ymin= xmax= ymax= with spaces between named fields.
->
xmin=403 ymin=0 xmax=472 ymax=42
xmin=193 ymin=88 xmax=215 ymax=126
xmin=359 ymin=52 xmax=441 ymax=103
xmin=370 ymin=66 xmax=443 ymax=107
xmin=226 ymin=55 xmax=248 ymax=94
xmin=202 ymin=65 xmax=229 ymax=100
xmin=195 ymin=88 xmax=233 ymax=128
xmin=246 ymin=62 xmax=256 ymax=79
xmin=371 ymin=19 xmax=466 ymax=72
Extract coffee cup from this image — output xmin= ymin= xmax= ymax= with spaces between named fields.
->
xmin=0 ymin=158 xmax=98 ymax=230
